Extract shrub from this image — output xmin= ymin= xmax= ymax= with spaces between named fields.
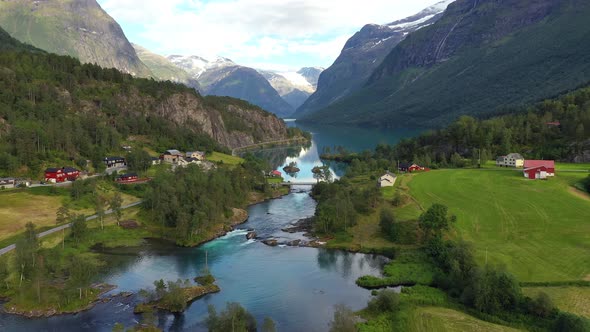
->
xmin=368 ymin=289 xmax=400 ymax=313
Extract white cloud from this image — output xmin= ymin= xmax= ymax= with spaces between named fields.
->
xmin=98 ymin=0 xmax=447 ymax=69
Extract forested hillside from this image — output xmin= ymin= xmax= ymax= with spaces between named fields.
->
xmin=376 ymin=86 xmax=590 ymax=165
xmin=301 ymin=0 xmax=590 ymax=127
xmin=0 ymin=29 xmax=290 ymax=177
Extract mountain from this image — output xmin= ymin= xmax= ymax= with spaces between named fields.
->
xmin=296 ymin=0 xmax=453 ymax=117
xmin=169 ymin=55 xmax=295 ymax=117
xmin=133 ymin=44 xmax=200 ymax=90
xmin=0 ymin=26 xmax=291 ymax=177
xmin=0 ymin=0 xmax=151 ymax=77
xmin=258 ymin=69 xmax=324 ymax=110
xmin=300 ymin=0 xmax=590 ymax=127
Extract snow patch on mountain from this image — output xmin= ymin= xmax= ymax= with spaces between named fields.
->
xmin=278 ymin=72 xmax=313 ymax=89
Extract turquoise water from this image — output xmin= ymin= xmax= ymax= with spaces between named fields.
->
xmin=0 ymin=124 xmax=421 ymax=331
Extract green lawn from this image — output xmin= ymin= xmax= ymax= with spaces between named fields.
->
xmin=207 ymin=152 xmax=244 ymax=165
xmin=402 ymin=307 xmax=523 ymax=332
xmin=523 ymin=287 xmax=590 ymax=318
xmin=406 ymin=169 xmax=590 ymax=282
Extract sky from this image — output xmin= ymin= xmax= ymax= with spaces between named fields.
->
xmin=97 ymin=0 xmax=445 ymax=71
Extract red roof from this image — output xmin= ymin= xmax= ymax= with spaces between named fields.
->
xmin=271 ymin=170 xmax=281 ymax=176
xmin=524 ymin=160 xmax=555 ymax=169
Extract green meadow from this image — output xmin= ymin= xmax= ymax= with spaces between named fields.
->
xmin=405 ymin=169 xmax=590 ymax=282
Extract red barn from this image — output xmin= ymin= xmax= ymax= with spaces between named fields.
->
xmin=523 ymin=160 xmax=555 ymax=180
xmin=44 ymin=168 xmax=66 ymax=183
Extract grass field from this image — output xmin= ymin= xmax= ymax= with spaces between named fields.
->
xmin=207 ymin=152 xmax=244 ymax=165
xmin=523 ymin=287 xmax=590 ymax=318
xmin=405 ymin=169 xmax=590 ymax=282
xmin=0 ymin=184 xmax=140 ymax=244
xmin=403 ymin=307 xmax=522 ymax=332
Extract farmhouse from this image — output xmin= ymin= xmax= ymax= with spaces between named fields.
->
xmin=162 ymin=149 xmax=183 ymax=164
xmin=496 ymin=153 xmax=524 ymax=167
xmin=116 ymin=173 xmax=139 ymax=183
xmin=186 ymin=151 xmax=206 ymax=161
xmin=398 ymin=163 xmax=425 ymax=172
xmin=523 ymin=160 xmax=555 ymax=180
xmin=63 ymin=167 xmax=81 ymax=181
xmin=378 ymin=171 xmax=397 ymax=187
xmin=0 ymin=177 xmax=16 ymax=189
xmin=103 ymin=156 xmax=126 ymax=168
xmin=44 ymin=168 xmax=65 ymax=183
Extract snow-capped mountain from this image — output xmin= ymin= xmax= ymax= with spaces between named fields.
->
xmin=258 ymin=67 xmax=324 ymax=109
xmin=167 ymin=55 xmax=235 ymax=78
xmin=296 ymin=0 xmax=454 ymax=116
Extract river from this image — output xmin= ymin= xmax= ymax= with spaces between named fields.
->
xmin=0 ymin=123 xmax=420 ymax=332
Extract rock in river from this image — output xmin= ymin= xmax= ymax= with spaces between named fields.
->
xmin=246 ymin=231 xmax=257 ymax=240
xmin=262 ymin=239 xmax=278 ymax=247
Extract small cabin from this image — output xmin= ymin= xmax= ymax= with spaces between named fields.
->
xmin=63 ymin=167 xmax=81 ymax=181
xmin=186 ymin=151 xmax=206 ymax=161
xmin=271 ymin=170 xmax=282 ymax=177
xmin=162 ymin=149 xmax=183 ymax=164
xmin=44 ymin=168 xmax=66 ymax=183
xmin=398 ymin=163 xmax=424 ymax=173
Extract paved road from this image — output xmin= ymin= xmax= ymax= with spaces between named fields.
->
xmin=0 ymin=201 xmax=143 ymax=256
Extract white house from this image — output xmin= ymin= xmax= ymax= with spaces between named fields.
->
xmin=186 ymin=151 xmax=206 ymax=161
xmin=378 ymin=171 xmax=397 ymax=187
xmin=496 ymin=153 xmax=524 ymax=167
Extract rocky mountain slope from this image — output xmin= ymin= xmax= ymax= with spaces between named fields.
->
xmin=169 ymin=55 xmax=295 ymax=117
xmin=296 ymin=0 xmax=453 ymax=117
xmin=0 ymin=0 xmax=151 ymax=77
xmin=133 ymin=44 xmax=200 ymax=90
xmin=300 ymin=0 xmax=590 ymax=127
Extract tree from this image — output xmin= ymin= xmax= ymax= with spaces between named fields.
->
xmin=419 ymin=204 xmax=456 ymax=241
xmin=529 ymin=292 xmax=555 ymax=318
xmin=110 ymin=192 xmax=123 ymax=226
xmin=127 ymin=148 xmax=152 ymax=173
xmin=329 ymin=304 xmax=358 ymax=332
xmin=95 ymin=195 xmax=106 ymax=230
xmin=206 ymin=302 xmax=257 ymax=332
xmin=69 ymin=214 xmax=88 ymax=243
xmin=379 ymin=208 xmax=397 ymax=241
xmin=367 ymin=290 xmax=400 ymax=313
xmin=56 ymin=204 xmax=70 ymax=248
xmin=14 ymin=222 xmax=39 ymax=286
xmin=261 ymin=317 xmax=277 ymax=332
xmin=553 ymin=312 xmax=590 ymax=332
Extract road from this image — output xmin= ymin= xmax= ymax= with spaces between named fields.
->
xmin=0 ymin=200 xmax=143 ymax=256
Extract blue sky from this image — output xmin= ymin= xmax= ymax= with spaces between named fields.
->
xmin=98 ymin=0 xmax=446 ymax=71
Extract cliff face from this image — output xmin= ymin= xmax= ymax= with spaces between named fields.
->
xmin=0 ymin=0 xmax=151 ymax=77
xmin=109 ymin=90 xmax=288 ymax=149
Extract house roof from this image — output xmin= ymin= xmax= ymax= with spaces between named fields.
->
xmin=524 ymin=160 xmax=555 ymax=169
xmin=381 ymin=171 xmax=397 ymax=178
xmin=399 ymin=162 xmax=412 ymax=169
xmin=63 ymin=167 xmax=79 ymax=173
xmin=506 ymin=153 xmax=524 ymax=160
xmin=271 ymin=170 xmax=281 ymax=175
xmin=104 ymin=156 xmax=125 ymax=161
xmin=165 ymin=149 xmax=182 ymax=155
xmin=45 ymin=168 xmax=61 ymax=173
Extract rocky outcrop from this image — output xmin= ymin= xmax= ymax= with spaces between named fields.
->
xmin=107 ymin=89 xmax=289 ymax=150
xmin=0 ymin=0 xmax=151 ymax=77
xmin=246 ymin=231 xmax=257 ymax=240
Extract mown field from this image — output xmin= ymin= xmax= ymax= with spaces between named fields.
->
xmin=207 ymin=152 xmax=244 ymax=165
xmin=403 ymin=307 xmax=523 ymax=332
xmin=523 ymin=287 xmax=590 ymax=318
xmin=405 ymin=169 xmax=590 ymax=282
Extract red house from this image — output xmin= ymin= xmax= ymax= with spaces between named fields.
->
xmin=399 ymin=163 xmax=425 ymax=173
xmin=271 ymin=170 xmax=282 ymax=177
xmin=523 ymin=160 xmax=555 ymax=180
xmin=116 ymin=173 xmax=139 ymax=183
xmin=45 ymin=167 xmax=80 ymax=183
xmin=63 ymin=167 xmax=80 ymax=181
xmin=44 ymin=168 xmax=66 ymax=183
